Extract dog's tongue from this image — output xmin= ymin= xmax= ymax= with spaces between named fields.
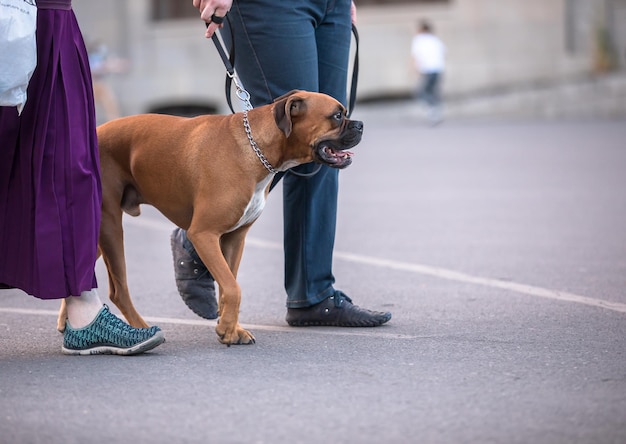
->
xmin=338 ymin=150 xmax=353 ymax=159
xmin=325 ymin=147 xmax=353 ymax=158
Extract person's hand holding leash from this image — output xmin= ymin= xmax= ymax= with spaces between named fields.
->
xmin=193 ymin=0 xmax=232 ymax=38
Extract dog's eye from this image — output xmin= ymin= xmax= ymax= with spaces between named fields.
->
xmin=333 ymin=112 xmax=343 ymax=121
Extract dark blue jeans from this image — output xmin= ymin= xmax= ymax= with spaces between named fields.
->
xmin=223 ymin=0 xmax=352 ymax=308
xmin=418 ymin=72 xmax=442 ymax=107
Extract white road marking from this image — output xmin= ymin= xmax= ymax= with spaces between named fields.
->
xmin=121 ymin=216 xmax=626 ymax=315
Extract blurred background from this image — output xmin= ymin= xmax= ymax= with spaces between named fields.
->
xmin=73 ymin=0 xmax=626 ymax=122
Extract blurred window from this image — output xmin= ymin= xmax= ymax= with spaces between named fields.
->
xmin=358 ymin=0 xmax=449 ymax=4
xmin=151 ymin=0 xmax=197 ymax=21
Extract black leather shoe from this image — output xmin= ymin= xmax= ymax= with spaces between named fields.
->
xmin=286 ymin=291 xmax=391 ymax=327
xmin=170 ymin=228 xmax=218 ymax=319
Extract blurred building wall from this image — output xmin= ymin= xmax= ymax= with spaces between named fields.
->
xmin=72 ymin=0 xmax=624 ymax=118
xmin=357 ymin=0 xmax=625 ymax=99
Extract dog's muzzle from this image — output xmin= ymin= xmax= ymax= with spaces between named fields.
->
xmin=314 ymin=119 xmax=363 ymax=169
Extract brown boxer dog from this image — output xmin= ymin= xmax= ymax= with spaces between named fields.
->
xmin=57 ymin=90 xmax=362 ymax=345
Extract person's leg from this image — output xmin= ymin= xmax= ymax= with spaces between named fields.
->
xmin=433 ymin=72 xmax=444 ymax=120
xmin=226 ymin=1 xmax=344 ymax=306
xmin=278 ymin=0 xmax=353 ymax=307
xmin=65 ymin=288 xmax=103 ymax=327
xmin=231 ymin=0 xmax=390 ymax=325
xmin=425 ymin=73 xmax=443 ymax=124
xmin=422 ymin=73 xmax=436 ymax=107
xmin=283 ymin=0 xmax=390 ymax=325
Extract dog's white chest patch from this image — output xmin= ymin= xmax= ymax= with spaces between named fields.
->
xmin=228 ymin=175 xmax=273 ymax=232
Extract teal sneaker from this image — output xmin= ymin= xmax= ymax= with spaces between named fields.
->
xmin=62 ymin=305 xmax=165 ymax=356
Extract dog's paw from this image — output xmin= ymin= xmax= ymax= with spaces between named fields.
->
xmin=216 ymin=324 xmax=256 ymax=346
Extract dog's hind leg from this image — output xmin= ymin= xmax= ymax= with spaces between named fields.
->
xmin=57 ymin=299 xmax=68 ymax=332
xmin=98 ymin=188 xmax=149 ymax=328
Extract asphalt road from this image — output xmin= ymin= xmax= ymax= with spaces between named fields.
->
xmin=1 ymin=114 xmax=625 ymax=444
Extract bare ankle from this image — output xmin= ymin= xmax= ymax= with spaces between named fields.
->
xmin=65 ymin=289 xmax=103 ymax=328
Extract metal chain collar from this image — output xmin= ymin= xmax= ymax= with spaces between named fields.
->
xmin=243 ymin=110 xmax=278 ymax=174
xmin=231 ymin=73 xmax=278 ymax=174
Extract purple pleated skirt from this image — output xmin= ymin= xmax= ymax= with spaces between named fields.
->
xmin=0 ymin=0 xmax=102 ymax=299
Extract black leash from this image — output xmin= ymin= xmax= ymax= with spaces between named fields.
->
xmin=211 ymin=22 xmax=360 ymax=117
xmin=346 ymin=24 xmax=359 ymax=118
xmin=210 ymin=30 xmax=239 ymax=113
xmin=212 ymin=33 xmax=235 ymax=81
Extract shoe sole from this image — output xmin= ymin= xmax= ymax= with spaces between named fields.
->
xmin=62 ymin=331 xmax=166 ymax=356
xmin=176 ymin=284 xmax=219 ymax=320
xmin=182 ymin=302 xmax=219 ymax=320
xmin=287 ymin=313 xmax=392 ymax=328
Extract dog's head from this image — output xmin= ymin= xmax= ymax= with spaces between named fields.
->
xmin=272 ymin=90 xmax=363 ymax=169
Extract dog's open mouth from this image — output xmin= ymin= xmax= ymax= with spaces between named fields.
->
xmin=315 ymin=143 xmax=353 ymax=169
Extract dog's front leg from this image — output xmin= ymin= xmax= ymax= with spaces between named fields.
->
xmin=188 ymin=229 xmax=255 ymax=345
xmin=218 ymin=228 xmax=249 ymax=314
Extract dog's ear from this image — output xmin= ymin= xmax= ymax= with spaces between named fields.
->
xmin=273 ymin=89 xmax=301 ymax=102
xmin=273 ymin=92 xmax=307 ymax=137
